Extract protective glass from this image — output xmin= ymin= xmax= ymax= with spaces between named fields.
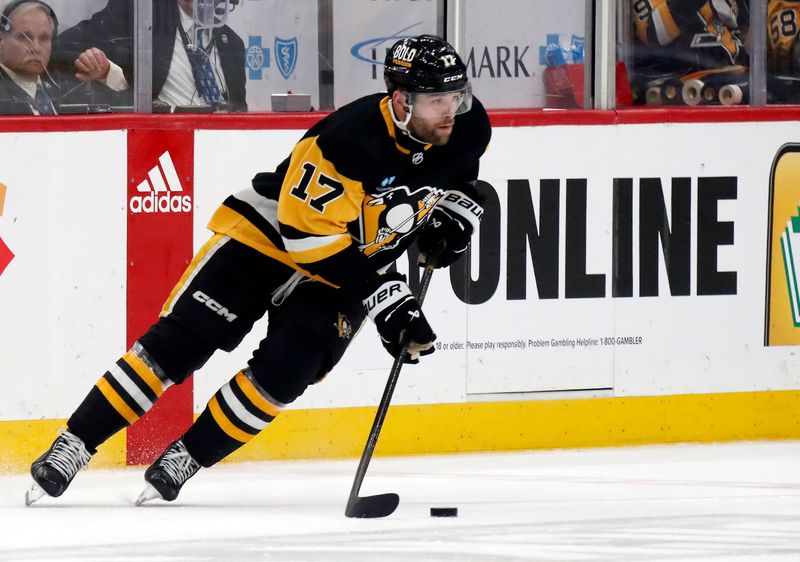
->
xmin=193 ymin=0 xmax=235 ymax=27
xmin=407 ymin=84 xmax=473 ymax=118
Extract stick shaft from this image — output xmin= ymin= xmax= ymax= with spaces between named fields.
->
xmin=347 ymin=264 xmax=436 ymax=501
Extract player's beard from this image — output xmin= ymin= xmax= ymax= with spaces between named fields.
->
xmin=408 ymin=115 xmax=455 ymax=146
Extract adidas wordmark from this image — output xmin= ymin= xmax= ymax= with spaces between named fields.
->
xmin=129 ymin=151 xmax=192 ymax=214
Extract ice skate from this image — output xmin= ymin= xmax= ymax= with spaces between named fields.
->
xmin=135 ymin=439 xmax=200 ymax=505
xmin=26 ymin=430 xmax=92 ymax=506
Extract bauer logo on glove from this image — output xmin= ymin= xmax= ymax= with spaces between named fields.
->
xmin=363 ymin=281 xmax=406 ymax=314
xmin=418 ymin=188 xmax=484 ymax=268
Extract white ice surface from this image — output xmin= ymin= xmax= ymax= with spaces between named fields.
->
xmin=1 ymin=441 xmax=799 ymax=561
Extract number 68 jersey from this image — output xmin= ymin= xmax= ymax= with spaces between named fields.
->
xmin=768 ymin=0 xmax=800 ymax=73
xmin=207 ymin=92 xmax=491 ymax=293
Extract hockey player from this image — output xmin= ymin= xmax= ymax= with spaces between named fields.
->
xmin=767 ymin=0 xmax=800 ymax=102
xmin=628 ymin=0 xmax=749 ymax=104
xmin=25 ymin=34 xmax=491 ymax=505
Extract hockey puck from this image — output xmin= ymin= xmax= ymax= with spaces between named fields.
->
xmin=430 ymin=507 xmax=458 ymax=517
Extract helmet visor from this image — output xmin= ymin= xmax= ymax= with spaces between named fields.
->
xmin=407 ymin=84 xmax=472 ymax=118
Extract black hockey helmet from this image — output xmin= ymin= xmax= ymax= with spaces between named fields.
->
xmin=384 ymin=35 xmax=469 ymax=94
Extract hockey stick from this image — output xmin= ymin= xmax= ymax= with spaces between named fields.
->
xmin=344 ymin=262 xmax=437 ymax=518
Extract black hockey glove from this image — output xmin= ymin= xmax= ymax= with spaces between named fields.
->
xmin=362 ymin=272 xmax=436 ymax=364
xmin=418 ymin=190 xmax=483 ymax=268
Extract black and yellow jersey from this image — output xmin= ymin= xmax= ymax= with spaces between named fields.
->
xmin=768 ymin=0 xmax=800 ymax=73
xmin=630 ymin=0 xmax=747 ymax=80
xmin=208 ymin=93 xmax=491 ymax=294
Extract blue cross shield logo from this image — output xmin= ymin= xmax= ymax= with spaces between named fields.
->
xmin=275 ymin=36 xmax=298 ymax=79
xmin=247 ymin=36 xmax=270 ymax=80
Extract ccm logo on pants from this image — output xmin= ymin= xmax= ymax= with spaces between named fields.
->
xmin=193 ymin=291 xmax=238 ymax=322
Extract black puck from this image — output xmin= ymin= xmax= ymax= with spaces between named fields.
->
xmin=430 ymin=507 xmax=458 ymax=517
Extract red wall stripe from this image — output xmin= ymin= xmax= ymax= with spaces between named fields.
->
xmin=126 ymin=129 xmax=195 ymax=465
xmin=0 ymin=105 xmax=799 ymax=134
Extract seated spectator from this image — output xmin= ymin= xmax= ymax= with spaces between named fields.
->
xmin=0 ymin=0 xmax=59 ymax=114
xmin=55 ymin=0 xmax=247 ymax=112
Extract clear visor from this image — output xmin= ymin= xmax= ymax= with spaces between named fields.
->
xmin=406 ymin=84 xmax=473 ymax=118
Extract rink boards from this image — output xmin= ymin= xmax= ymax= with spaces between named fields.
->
xmin=2 ymin=109 xmax=800 ymax=470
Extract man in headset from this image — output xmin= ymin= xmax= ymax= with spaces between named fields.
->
xmin=53 ymin=0 xmax=247 ymax=112
xmin=25 ymin=35 xmax=490 ymax=506
xmin=0 ymin=0 xmax=59 ymax=114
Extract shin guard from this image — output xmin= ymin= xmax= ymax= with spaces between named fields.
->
xmin=67 ymin=342 xmax=172 ymax=451
xmin=183 ymin=368 xmax=284 ymax=467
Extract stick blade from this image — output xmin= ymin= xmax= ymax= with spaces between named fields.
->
xmin=344 ymin=493 xmax=399 ymax=518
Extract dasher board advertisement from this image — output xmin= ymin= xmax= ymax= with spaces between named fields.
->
xmin=193 ymin=120 xmax=800 ymax=410
xmin=4 ymin=118 xmax=800 ymax=422
xmin=0 ymin=131 xmax=127 ymax=421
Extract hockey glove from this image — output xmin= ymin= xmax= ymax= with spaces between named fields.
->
xmin=418 ymin=190 xmax=483 ymax=268
xmin=363 ymin=272 xmax=436 ymax=364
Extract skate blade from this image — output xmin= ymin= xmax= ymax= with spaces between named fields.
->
xmin=25 ymin=482 xmax=46 ymax=506
xmin=135 ymin=483 xmax=163 ymax=506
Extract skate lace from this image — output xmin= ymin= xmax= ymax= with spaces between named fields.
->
xmin=48 ymin=430 xmax=91 ymax=480
xmin=159 ymin=443 xmax=199 ymax=484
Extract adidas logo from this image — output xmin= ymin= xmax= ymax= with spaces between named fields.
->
xmin=129 ymin=151 xmax=192 ymax=214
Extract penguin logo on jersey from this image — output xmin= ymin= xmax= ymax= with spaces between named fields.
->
xmin=360 ymin=185 xmax=442 ymax=256
xmin=334 ymin=313 xmax=353 ymax=339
